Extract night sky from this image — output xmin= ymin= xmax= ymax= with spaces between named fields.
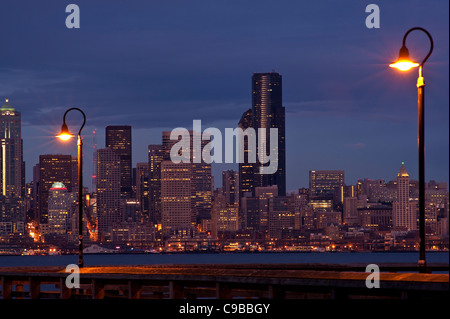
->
xmin=0 ymin=0 xmax=448 ymax=192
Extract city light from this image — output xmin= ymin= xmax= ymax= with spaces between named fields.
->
xmin=389 ymin=61 xmax=420 ymax=71
xmin=388 ymin=27 xmax=434 ymax=273
xmin=389 ymin=45 xmax=420 ymax=71
xmin=56 ymin=107 xmax=86 ymax=268
xmin=56 ymin=123 xmax=74 ymax=141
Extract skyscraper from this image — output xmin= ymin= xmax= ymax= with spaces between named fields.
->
xmin=309 ymin=170 xmax=345 ymax=198
xmin=238 ymin=108 xmax=254 ymax=201
xmin=252 ymin=72 xmax=286 ymax=196
xmin=238 ymin=72 xmax=286 ymax=200
xmin=211 ymin=193 xmax=239 ymax=239
xmin=158 ymin=130 xmax=212 ymax=236
xmin=0 ymin=99 xmax=24 ymax=198
xmin=161 ymin=161 xmax=193 ymax=237
xmin=95 ymin=148 xmax=121 ymax=240
xmin=105 ymin=125 xmax=132 ymax=198
xmin=162 ymin=130 xmax=212 ymax=222
xmin=222 ymin=170 xmax=239 ymax=206
xmin=393 ymin=163 xmax=417 ymax=230
xmin=37 ymin=155 xmax=74 ymax=224
xmin=135 ymin=162 xmax=149 ymax=217
xmin=343 ymin=197 xmax=359 ymax=225
xmin=47 ymin=182 xmax=76 ymax=235
xmin=148 ymin=144 xmax=164 ymax=224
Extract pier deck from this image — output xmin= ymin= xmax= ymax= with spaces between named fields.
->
xmin=1 ymin=263 xmax=448 ymax=299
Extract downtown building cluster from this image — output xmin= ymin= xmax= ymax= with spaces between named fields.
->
xmin=0 ymin=72 xmax=449 ymax=253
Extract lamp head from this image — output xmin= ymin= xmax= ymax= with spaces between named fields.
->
xmin=57 ymin=122 xmax=74 ymax=141
xmin=389 ymin=45 xmax=420 ymax=71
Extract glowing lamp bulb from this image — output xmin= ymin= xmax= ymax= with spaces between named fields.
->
xmin=389 ymin=61 xmax=420 ymax=71
xmin=389 ymin=45 xmax=419 ymax=71
xmin=57 ymin=123 xmax=74 ymax=141
xmin=57 ymin=133 xmax=73 ymax=141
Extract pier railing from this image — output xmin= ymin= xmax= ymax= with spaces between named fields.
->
xmin=1 ymin=263 xmax=448 ymax=299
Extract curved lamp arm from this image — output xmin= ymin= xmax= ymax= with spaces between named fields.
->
xmin=402 ymin=27 xmax=433 ymax=66
xmin=62 ymin=107 xmax=86 ymax=136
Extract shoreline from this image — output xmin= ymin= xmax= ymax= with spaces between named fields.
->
xmin=0 ymin=249 xmax=448 ymax=257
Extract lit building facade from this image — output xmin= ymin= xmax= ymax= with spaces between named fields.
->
xmin=135 ymin=162 xmax=149 ymax=217
xmin=96 ymin=148 xmax=121 ymax=240
xmin=38 ymin=155 xmax=74 ymax=224
xmin=222 ymin=170 xmax=239 ymax=206
xmin=211 ymin=193 xmax=239 ymax=239
xmin=161 ymin=130 xmax=212 ymax=225
xmin=268 ymin=196 xmax=294 ymax=240
xmin=105 ymin=125 xmax=132 ymax=198
xmin=161 ymin=161 xmax=193 ymax=237
xmin=392 ymin=163 xmax=417 ymax=230
xmin=47 ymin=182 xmax=75 ymax=235
xmin=343 ymin=197 xmax=359 ymax=225
xmin=0 ymin=195 xmax=25 ymax=237
xmin=309 ymin=170 xmax=345 ymax=198
xmin=148 ymin=144 xmax=164 ymax=223
xmin=359 ymin=205 xmax=393 ymax=231
xmin=0 ymin=99 xmax=24 ymax=199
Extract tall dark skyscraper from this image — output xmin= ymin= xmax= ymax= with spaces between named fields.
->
xmin=0 ymin=99 xmax=24 ymax=198
xmin=105 ymin=126 xmax=132 ymax=198
xmin=252 ymin=72 xmax=286 ymax=196
xmin=238 ymin=72 xmax=286 ymax=199
xmin=238 ymin=108 xmax=254 ymax=202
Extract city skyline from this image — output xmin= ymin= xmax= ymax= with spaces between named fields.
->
xmin=0 ymin=2 xmax=449 ymax=306
xmin=4 ymin=95 xmax=448 ymax=194
xmin=0 ymin=1 xmax=448 ymax=191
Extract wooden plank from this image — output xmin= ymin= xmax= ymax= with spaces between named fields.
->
xmin=268 ymin=285 xmax=285 ymax=299
xmin=92 ymin=280 xmax=105 ymax=299
xmin=60 ymin=277 xmax=72 ymax=299
xmin=0 ymin=264 xmax=448 ymax=300
xmin=29 ymin=277 xmax=41 ymax=299
xmin=128 ymin=281 xmax=142 ymax=299
xmin=216 ymin=282 xmax=232 ymax=299
xmin=169 ymin=281 xmax=184 ymax=299
xmin=1 ymin=276 xmax=12 ymax=299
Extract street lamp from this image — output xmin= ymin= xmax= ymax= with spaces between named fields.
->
xmin=389 ymin=27 xmax=433 ymax=273
xmin=57 ymin=107 xmax=86 ymax=268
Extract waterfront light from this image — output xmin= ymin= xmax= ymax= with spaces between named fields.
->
xmin=388 ymin=27 xmax=433 ymax=273
xmin=56 ymin=107 xmax=86 ymax=268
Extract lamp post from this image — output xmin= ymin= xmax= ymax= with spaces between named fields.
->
xmin=389 ymin=27 xmax=433 ymax=273
xmin=57 ymin=107 xmax=86 ymax=268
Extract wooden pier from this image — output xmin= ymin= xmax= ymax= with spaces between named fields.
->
xmin=0 ymin=263 xmax=448 ymax=299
